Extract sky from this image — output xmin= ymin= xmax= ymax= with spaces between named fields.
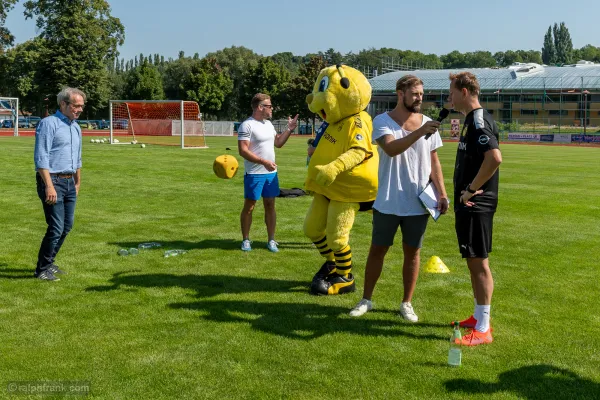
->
xmin=4 ymin=0 xmax=600 ymax=62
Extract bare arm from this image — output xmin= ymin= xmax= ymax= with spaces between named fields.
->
xmin=74 ymin=168 xmax=81 ymax=196
xmin=238 ymin=140 xmax=276 ymax=171
xmin=429 ymin=150 xmax=449 ymax=214
xmin=274 ymin=114 xmax=299 ymax=148
xmin=376 ymin=121 xmax=440 ymax=157
xmin=37 ymin=168 xmax=57 ymax=204
xmin=460 ymin=149 xmax=502 ymax=206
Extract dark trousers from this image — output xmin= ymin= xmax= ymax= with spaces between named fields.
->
xmin=36 ymin=174 xmax=77 ymax=273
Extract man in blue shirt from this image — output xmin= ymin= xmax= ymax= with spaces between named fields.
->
xmin=33 ymin=87 xmax=85 ymax=281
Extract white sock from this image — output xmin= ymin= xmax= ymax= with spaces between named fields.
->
xmin=474 ymin=305 xmax=491 ymax=332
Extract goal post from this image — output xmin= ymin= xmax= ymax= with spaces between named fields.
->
xmin=109 ymin=100 xmax=207 ymax=148
xmin=0 ymin=97 xmax=19 ymax=137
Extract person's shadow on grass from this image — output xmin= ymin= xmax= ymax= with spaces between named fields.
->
xmin=0 ymin=263 xmax=33 ymax=280
xmin=86 ymin=272 xmax=307 ymax=298
xmin=444 ymin=364 xmax=600 ymax=400
xmin=86 ymin=271 xmax=448 ymax=341
xmin=169 ymin=299 xmax=448 ymax=341
xmin=109 ymin=239 xmax=313 ymax=251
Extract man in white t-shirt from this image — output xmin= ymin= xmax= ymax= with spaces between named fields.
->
xmin=350 ymin=75 xmax=449 ymax=321
xmin=237 ymin=93 xmax=298 ymax=253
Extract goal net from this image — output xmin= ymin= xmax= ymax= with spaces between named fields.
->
xmin=0 ymin=97 xmax=19 ymax=137
xmin=109 ymin=100 xmax=207 ymax=148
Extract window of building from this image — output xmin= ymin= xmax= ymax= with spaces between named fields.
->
xmin=520 ymin=109 xmax=539 ymax=115
xmin=548 ymin=110 xmax=569 ymax=116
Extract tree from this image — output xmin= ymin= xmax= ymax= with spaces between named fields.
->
xmin=0 ymin=38 xmax=45 ymax=113
xmin=182 ymin=57 xmax=233 ymax=119
xmin=23 ymin=0 xmax=125 ymax=117
xmin=124 ymin=62 xmax=164 ymax=100
xmin=551 ymin=22 xmax=573 ymax=65
xmin=240 ymin=57 xmax=290 ymax=120
xmin=441 ymin=50 xmax=467 ymax=68
xmin=556 ymin=22 xmax=573 ymax=64
xmin=283 ymin=56 xmax=327 ymax=129
xmin=542 ymin=26 xmax=556 ymax=65
xmin=0 ymin=0 xmax=18 ymax=50
xmin=205 ymin=46 xmax=262 ymax=120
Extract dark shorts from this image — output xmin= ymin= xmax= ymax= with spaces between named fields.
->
xmin=372 ymin=209 xmax=429 ymax=248
xmin=455 ymin=211 xmax=494 ymax=258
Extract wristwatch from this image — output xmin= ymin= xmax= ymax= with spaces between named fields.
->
xmin=466 ymin=184 xmax=476 ymax=194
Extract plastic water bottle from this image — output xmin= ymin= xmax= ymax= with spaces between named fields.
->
xmin=448 ymin=321 xmax=462 ymax=367
xmin=128 ymin=248 xmax=139 ymax=255
xmin=138 ymin=242 xmax=161 ymax=249
xmin=117 ymin=249 xmax=128 ymax=256
xmin=164 ymin=249 xmax=187 ymax=258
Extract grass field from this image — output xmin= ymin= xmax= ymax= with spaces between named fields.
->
xmin=1 ymin=136 xmax=599 ymax=399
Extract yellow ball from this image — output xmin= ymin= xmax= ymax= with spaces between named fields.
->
xmin=213 ymin=155 xmax=239 ymax=179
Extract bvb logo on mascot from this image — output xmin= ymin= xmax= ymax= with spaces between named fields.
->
xmin=304 ymin=64 xmax=378 ymax=295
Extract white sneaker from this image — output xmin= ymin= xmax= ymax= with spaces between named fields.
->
xmin=349 ymin=298 xmax=373 ymax=317
xmin=399 ymin=302 xmax=419 ymax=322
xmin=241 ymin=239 xmax=252 ymax=252
xmin=267 ymin=240 xmax=279 ymax=253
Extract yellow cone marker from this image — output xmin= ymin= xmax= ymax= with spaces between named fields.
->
xmin=424 ymin=256 xmax=450 ymax=273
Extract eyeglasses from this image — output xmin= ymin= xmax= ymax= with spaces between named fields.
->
xmin=260 ymin=104 xmax=273 ymax=109
xmin=65 ymin=101 xmax=85 ymax=110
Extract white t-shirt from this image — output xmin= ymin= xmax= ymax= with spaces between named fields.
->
xmin=372 ymin=112 xmax=443 ymax=216
xmin=237 ymin=117 xmax=277 ymax=175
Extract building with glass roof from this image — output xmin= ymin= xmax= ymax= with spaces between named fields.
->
xmin=368 ymin=62 xmax=600 ymax=127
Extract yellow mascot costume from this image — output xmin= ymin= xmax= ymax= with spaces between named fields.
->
xmin=304 ymin=64 xmax=378 ymax=295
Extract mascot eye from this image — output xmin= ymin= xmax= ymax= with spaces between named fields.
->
xmin=318 ymin=76 xmax=329 ymax=92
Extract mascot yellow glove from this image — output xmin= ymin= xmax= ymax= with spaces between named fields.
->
xmin=314 ymin=148 xmax=366 ymax=187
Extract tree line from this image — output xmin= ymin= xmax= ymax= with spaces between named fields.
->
xmin=1 ymin=1 xmax=598 ymax=123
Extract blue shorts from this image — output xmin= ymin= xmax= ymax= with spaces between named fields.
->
xmin=244 ymin=172 xmax=280 ymax=200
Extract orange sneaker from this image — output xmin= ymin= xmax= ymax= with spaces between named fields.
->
xmin=451 ymin=315 xmax=477 ymax=329
xmin=458 ymin=328 xmax=493 ymax=346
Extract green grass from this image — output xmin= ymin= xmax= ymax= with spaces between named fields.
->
xmin=1 ymin=136 xmax=599 ymax=399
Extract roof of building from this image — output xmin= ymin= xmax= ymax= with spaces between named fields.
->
xmin=369 ymin=62 xmax=600 ymax=93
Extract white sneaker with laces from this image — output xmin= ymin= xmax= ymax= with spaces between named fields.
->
xmin=267 ymin=240 xmax=279 ymax=253
xmin=241 ymin=239 xmax=252 ymax=252
xmin=399 ymin=302 xmax=419 ymax=322
xmin=349 ymin=298 xmax=373 ymax=317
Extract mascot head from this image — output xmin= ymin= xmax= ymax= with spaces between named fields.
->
xmin=213 ymin=154 xmax=239 ymax=179
xmin=306 ymin=64 xmax=371 ymax=124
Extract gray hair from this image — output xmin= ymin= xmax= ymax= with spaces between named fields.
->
xmin=57 ymin=87 xmax=87 ymax=106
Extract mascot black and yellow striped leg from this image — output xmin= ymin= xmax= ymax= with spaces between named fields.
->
xmin=304 ymin=194 xmax=338 ymax=294
xmin=305 ymin=196 xmax=359 ymax=295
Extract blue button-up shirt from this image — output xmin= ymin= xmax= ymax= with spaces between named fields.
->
xmin=34 ymin=111 xmax=82 ymax=173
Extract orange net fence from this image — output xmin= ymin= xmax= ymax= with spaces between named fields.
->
xmin=110 ymin=101 xmax=207 ymax=147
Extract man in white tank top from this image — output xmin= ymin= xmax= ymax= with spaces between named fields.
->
xmin=350 ymin=76 xmax=449 ymax=321
xmin=237 ymin=93 xmax=298 ymax=253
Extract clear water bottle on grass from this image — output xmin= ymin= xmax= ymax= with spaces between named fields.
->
xmin=128 ymin=248 xmax=139 ymax=255
xmin=448 ymin=321 xmax=462 ymax=367
xmin=164 ymin=249 xmax=187 ymax=258
xmin=138 ymin=242 xmax=162 ymax=249
xmin=117 ymin=249 xmax=128 ymax=256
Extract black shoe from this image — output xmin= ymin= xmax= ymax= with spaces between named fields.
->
xmin=34 ymin=270 xmax=60 ymax=281
xmin=310 ymin=261 xmax=337 ymax=295
xmin=311 ymin=273 xmax=356 ymax=296
xmin=49 ymin=264 xmax=67 ymax=275
xmin=312 ymin=261 xmax=337 ymax=282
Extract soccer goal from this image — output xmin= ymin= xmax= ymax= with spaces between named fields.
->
xmin=109 ymin=100 xmax=208 ymax=148
xmin=0 ymin=97 xmax=19 ymax=137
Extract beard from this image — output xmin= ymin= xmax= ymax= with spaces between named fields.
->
xmin=404 ymin=98 xmax=421 ymax=113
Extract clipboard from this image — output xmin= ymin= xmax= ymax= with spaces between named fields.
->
xmin=418 ymin=182 xmax=449 ymax=222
